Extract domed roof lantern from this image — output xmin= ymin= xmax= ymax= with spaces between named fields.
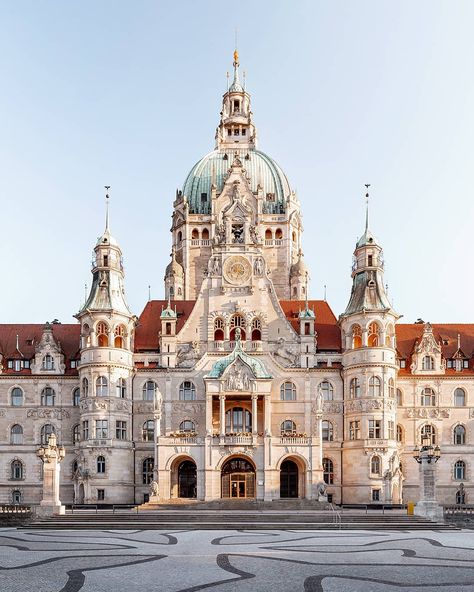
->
xmin=165 ymin=248 xmax=184 ymax=279
xmin=290 ymin=250 xmax=309 ymax=277
xmin=229 ymin=49 xmax=244 ymax=93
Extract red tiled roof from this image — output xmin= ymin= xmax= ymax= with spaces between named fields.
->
xmin=135 ymin=300 xmax=198 ymax=351
xmin=396 ymin=323 xmax=474 ymax=375
xmin=0 ymin=324 xmax=81 ymax=375
xmin=279 ymin=300 xmax=341 ymax=351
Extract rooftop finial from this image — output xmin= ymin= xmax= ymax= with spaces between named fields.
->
xmin=104 ymin=185 xmax=111 ymax=231
xmin=148 ymin=284 xmax=151 ymax=302
xmin=364 ymin=183 xmax=370 ymax=232
xmin=304 ymin=271 xmax=309 ymax=311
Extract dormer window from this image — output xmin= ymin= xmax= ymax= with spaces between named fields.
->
xmin=42 ymin=354 xmax=55 ymax=371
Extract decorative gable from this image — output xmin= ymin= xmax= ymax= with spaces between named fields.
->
xmin=410 ymin=322 xmax=445 ymax=375
xmin=31 ymin=323 xmax=66 ymax=375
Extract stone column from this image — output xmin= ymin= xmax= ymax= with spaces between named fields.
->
xmin=36 ymin=434 xmax=66 ymax=517
xmin=264 ymin=395 xmax=272 ymax=435
xmin=414 ymin=456 xmax=443 ymax=521
xmin=205 ymin=394 xmax=213 ymax=435
xmin=219 ymin=394 xmax=226 ymax=436
xmin=252 ymin=393 xmax=258 ymax=435
xmin=150 ymin=392 xmax=162 ymax=503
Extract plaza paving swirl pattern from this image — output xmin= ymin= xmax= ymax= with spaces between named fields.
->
xmin=0 ymin=527 xmax=474 ymax=591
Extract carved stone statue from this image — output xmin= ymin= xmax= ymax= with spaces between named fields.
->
xmin=215 ymin=223 xmax=226 ymax=244
xmin=317 ymin=481 xmax=328 ymax=501
xmin=274 ymin=338 xmax=298 ymax=367
xmin=250 ymin=225 xmax=260 ymax=245
xmin=254 ymin=257 xmax=263 ymax=276
xmin=150 ymin=480 xmax=159 ymax=498
xmin=210 ymin=257 xmax=221 ymax=275
xmin=176 ymin=341 xmax=200 ymax=367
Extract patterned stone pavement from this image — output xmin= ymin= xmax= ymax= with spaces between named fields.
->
xmin=1 ymin=527 xmax=474 ymax=591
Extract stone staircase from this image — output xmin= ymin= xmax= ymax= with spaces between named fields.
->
xmin=25 ymin=505 xmax=457 ymax=531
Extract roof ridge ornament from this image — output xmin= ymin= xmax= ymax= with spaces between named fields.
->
xmin=364 ymin=183 xmax=370 ymax=233
xmin=104 ymin=186 xmax=111 ymax=232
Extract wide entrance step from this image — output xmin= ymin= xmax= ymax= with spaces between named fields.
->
xmin=24 ymin=509 xmax=458 ymax=531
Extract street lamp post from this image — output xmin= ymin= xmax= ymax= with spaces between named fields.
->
xmin=36 ymin=433 xmax=66 ymax=517
xmin=412 ymin=434 xmax=443 ymax=521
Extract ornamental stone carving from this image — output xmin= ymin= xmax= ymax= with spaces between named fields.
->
xmin=27 ymin=408 xmax=70 ymax=419
xmin=322 ymin=402 xmax=343 ymax=414
xmin=173 ymin=402 xmax=204 ymax=415
xmin=405 ymin=408 xmax=451 ymax=419
xmin=176 ymin=341 xmax=200 ymax=368
xmin=273 ymin=338 xmax=298 ymax=367
xmin=223 ymin=256 xmax=252 ymax=286
xmin=224 ymin=360 xmax=252 ymax=391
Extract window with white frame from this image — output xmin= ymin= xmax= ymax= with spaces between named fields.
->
xmin=323 ymin=458 xmax=334 ymax=484
xmin=454 ymin=460 xmax=466 ymax=480
xmin=142 ymin=420 xmax=154 ymax=442
xmin=143 ymin=381 xmax=156 ymax=401
xmin=368 ymin=376 xmax=381 ymax=397
xmin=96 ymin=376 xmax=108 ymax=397
xmin=368 ymin=419 xmax=381 ymax=439
xmin=95 ymin=420 xmax=108 ymax=439
xmin=41 ymin=387 xmax=55 ymax=406
xmin=11 ymin=460 xmax=24 ymax=480
xmin=349 ymin=420 xmax=360 ymax=440
xmin=371 ymin=455 xmax=381 ymax=476
xmin=11 ymin=424 xmax=23 ymax=444
xmin=115 ymin=420 xmax=127 ymax=440
xmin=179 ymin=381 xmax=196 ymax=401
xmin=116 ymin=378 xmax=126 ymax=398
xmin=454 ymin=388 xmax=466 ymax=407
xmin=11 ymin=387 xmax=23 ymax=406
xmin=454 ymin=425 xmax=466 ymax=445
xmin=42 ymin=354 xmax=55 ymax=370
xmin=40 ymin=424 xmax=55 ymax=444
xmin=422 ymin=356 xmax=434 ymax=370
xmin=96 ymin=456 xmax=106 ymax=474
xmin=319 ymin=380 xmax=333 ymax=401
xmin=420 ymin=387 xmax=436 ymax=406
xmin=322 ymin=420 xmax=333 ymax=442
xmin=73 ymin=388 xmax=80 ymax=406
xmin=280 ymin=382 xmax=296 ymax=401
xmin=350 ymin=377 xmax=361 ymax=398
xmin=421 ymin=424 xmax=436 ymax=445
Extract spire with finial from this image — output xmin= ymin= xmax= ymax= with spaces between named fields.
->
xmin=229 ymin=48 xmax=243 ymax=92
xmin=104 ymin=185 xmax=111 ymax=231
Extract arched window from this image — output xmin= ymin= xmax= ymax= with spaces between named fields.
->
xmin=73 ymin=388 xmax=80 ymax=406
xmin=191 ymin=228 xmax=199 ymax=239
xmin=142 ymin=420 xmax=154 ymax=442
xmin=396 ymin=388 xmax=403 ymax=406
xmin=251 ymin=318 xmax=262 ymax=341
xmin=116 ymin=378 xmax=126 ymax=398
xmin=454 ymin=388 xmax=466 ymax=407
xmin=230 ymin=314 xmax=246 ymax=341
xmin=179 ymin=381 xmax=196 ymax=401
xmin=214 ymin=318 xmax=224 ymax=341
xmin=367 ymin=322 xmax=379 ymax=347
xmin=41 ymin=424 xmax=55 ymax=444
xmin=82 ymin=377 xmax=89 ymax=397
xmin=11 ymin=460 xmax=23 ymax=480
xmin=265 ymin=228 xmax=273 ymax=240
xmin=368 ymin=376 xmax=381 ymax=397
xmin=422 ymin=356 xmax=434 ymax=370
xmin=142 ymin=458 xmax=154 ymax=484
xmin=179 ymin=420 xmax=196 ymax=433
xmin=323 ymin=458 xmax=334 ymax=484
xmin=143 ymin=381 xmax=157 ymax=401
xmin=12 ymin=490 xmax=21 ymax=505
xmin=280 ymin=382 xmax=296 ymax=401
xmin=97 ymin=455 xmax=106 ymax=474
xmin=96 ymin=322 xmax=109 ymax=347
xmin=226 ymin=407 xmax=252 ymax=433
xmin=420 ymin=387 xmax=436 ymax=406
xmin=72 ymin=424 xmax=80 ymax=444
xmin=11 ymin=387 xmax=23 ymax=406
xmin=322 ymin=420 xmax=333 ymax=442
xmin=41 ymin=387 xmax=55 ymax=406
xmin=114 ymin=325 xmax=125 ymax=348
xmin=371 ymin=455 xmax=381 ymax=476
xmin=319 ymin=381 xmax=333 ymax=401
xmin=177 ymin=231 xmax=182 ymax=245
xmin=421 ymin=424 xmax=436 ymax=445
xmin=352 ymin=325 xmax=362 ymax=349
xmin=96 ymin=376 xmax=108 ymax=397
xmin=42 ymin=354 xmax=55 ymax=370
xmin=202 ymin=228 xmax=209 ymax=240
xmin=280 ymin=420 xmax=296 ymax=435
xmin=388 ymin=378 xmax=395 ymax=398
xmin=454 ymin=425 xmax=466 ymax=445
xmin=274 ymin=228 xmax=283 ymax=240
xmin=350 ymin=377 xmax=361 ymax=398
xmin=11 ymin=424 xmax=23 ymax=444
xmin=396 ymin=424 xmax=403 ymax=443
xmin=454 ymin=460 xmax=466 ymax=480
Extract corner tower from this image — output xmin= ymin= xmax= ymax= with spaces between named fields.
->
xmin=339 ymin=191 xmax=402 ymax=505
xmin=168 ymin=51 xmax=307 ymax=300
xmin=75 ymin=190 xmax=136 ymax=504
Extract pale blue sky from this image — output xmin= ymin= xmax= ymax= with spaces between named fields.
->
xmin=1 ymin=1 xmax=473 ymax=324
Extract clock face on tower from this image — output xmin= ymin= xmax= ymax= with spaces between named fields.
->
xmin=223 ymin=256 xmax=252 ymax=285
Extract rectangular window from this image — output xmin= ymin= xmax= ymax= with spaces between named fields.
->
xmin=368 ymin=420 xmax=381 ymax=439
xmin=24 ymin=360 xmax=30 ymax=369
xmin=372 ymin=489 xmax=381 ymax=502
xmin=388 ymin=421 xmax=395 ymax=440
xmin=400 ymin=360 xmax=406 ymax=368
xmin=242 ymin=128 xmax=246 ymax=136
xmin=464 ymin=360 xmax=469 ymax=368
xmin=447 ymin=360 xmax=453 ymax=368
xmin=115 ymin=420 xmax=126 ymax=440
xmin=82 ymin=420 xmax=89 ymax=440
xmin=97 ymin=489 xmax=105 ymax=501
xmin=7 ymin=360 xmax=13 ymax=369
xmin=368 ymin=255 xmax=373 ymax=266
xmin=349 ymin=420 xmax=360 ymax=440
xmin=233 ymin=128 xmax=240 ymax=136
xmin=201 ymin=192 xmax=207 ymax=202
xmin=95 ymin=420 xmax=108 ymax=439
xmin=14 ymin=360 xmax=21 ymax=371
xmin=227 ymin=128 xmax=232 ymax=136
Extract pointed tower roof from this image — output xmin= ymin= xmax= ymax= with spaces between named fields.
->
xmin=356 ymin=187 xmax=379 ymax=248
xmin=229 ymin=49 xmax=244 ymax=92
xmin=96 ymin=187 xmax=119 ymax=247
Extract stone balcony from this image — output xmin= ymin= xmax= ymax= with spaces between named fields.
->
xmin=210 ymin=340 xmax=263 ymax=352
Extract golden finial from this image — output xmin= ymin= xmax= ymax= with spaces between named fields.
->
xmin=233 ymin=49 xmax=239 ymax=65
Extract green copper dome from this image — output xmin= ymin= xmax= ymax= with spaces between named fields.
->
xmin=182 ymin=149 xmax=292 ymax=214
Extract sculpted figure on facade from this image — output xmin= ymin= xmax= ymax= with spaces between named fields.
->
xmin=274 ymin=338 xmax=298 ymax=367
xmin=176 ymin=341 xmax=200 ymax=367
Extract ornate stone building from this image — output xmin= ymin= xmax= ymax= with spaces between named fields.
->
xmin=1 ymin=52 xmax=472 ymax=507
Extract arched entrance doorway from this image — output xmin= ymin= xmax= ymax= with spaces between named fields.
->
xmin=280 ymin=460 xmax=298 ymax=498
xmin=221 ymin=457 xmax=255 ymax=498
xmin=178 ymin=460 xmax=197 ymax=498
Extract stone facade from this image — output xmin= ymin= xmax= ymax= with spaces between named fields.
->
xmin=0 ymin=53 xmax=472 ymax=507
